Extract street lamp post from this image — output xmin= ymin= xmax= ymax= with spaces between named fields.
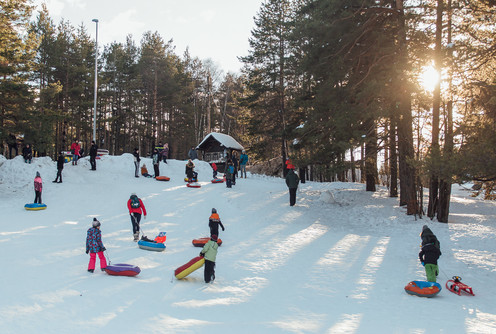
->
xmin=92 ymin=19 xmax=99 ymax=143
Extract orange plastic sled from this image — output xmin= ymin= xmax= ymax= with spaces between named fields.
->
xmin=156 ymin=176 xmax=170 ymax=181
xmin=192 ymin=237 xmax=222 ymax=247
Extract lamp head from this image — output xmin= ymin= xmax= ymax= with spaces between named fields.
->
xmin=92 ymin=19 xmax=99 ymax=23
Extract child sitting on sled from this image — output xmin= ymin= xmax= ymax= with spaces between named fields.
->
xmin=211 ymin=162 xmax=218 ymax=179
xmin=419 ymin=225 xmax=442 ymax=282
xmin=185 ymin=159 xmax=198 ymax=182
xmin=141 ymin=164 xmax=153 ymax=178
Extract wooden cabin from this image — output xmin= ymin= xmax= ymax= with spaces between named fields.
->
xmin=196 ymin=132 xmax=244 ymax=172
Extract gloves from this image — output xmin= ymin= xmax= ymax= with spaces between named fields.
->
xmin=86 ymin=249 xmax=89 ymax=254
xmin=421 ymin=261 xmax=425 ymax=266
xmin=199 ymin=252 xmax=204 ymax=257
xmin=102 ymin=247 xmax=106 ymax=252
xmin=144 ymin=215 xmax=147 ymax=220
xmin=222 ymin=227 xmax=225 ymax=231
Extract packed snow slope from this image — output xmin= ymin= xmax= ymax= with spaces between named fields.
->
xmin=0 ymin=154 xmax=495 ymax=334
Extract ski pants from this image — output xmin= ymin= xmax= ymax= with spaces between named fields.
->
xmin=425 ymin=263 xmax=439 ymax=282
xmin=34 ymin=191 xmax=42 ymax=204
xmin=130 ymin=213 xmax=142 ymax=235
xmin=55 ymin=168 xmax=63 ymax=182
xmin=88 ymin=251 xmax=107 ymax=270
xmin=289 ymin=188 xmax=297 ymax=206
xmin=90 ymin=156 xmax=96 ymax=170
xmin=204 ymin=259 xmax=216 ymax=283
xmin=226 ymin=179 xmax=232 ymax=188
xmin=134 ymin=161 xmax=140 ymax=177
xmin=153 ymin=164 xmax=160 ymax=178
xmin=240 ymin=165 xmax=247 ymax=178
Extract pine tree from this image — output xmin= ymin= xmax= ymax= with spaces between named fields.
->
xmin=241 ymin=0 xmax=301 ymax=175
xmin=0 ymin=0 xmax=37 ymax=149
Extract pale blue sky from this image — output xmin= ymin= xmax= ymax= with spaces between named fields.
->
xmin=33 ymin=0 xmax=264 ymax=73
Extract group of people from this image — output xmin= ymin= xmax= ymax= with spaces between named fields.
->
xmin=133 ymin=142 xmax=169 ymax=178
xmin=85 ymin=192 xmax=223 ymax=284
xmin=80 ymin=149 xmax=441 ymax=285
xmin=71 ymin=138 xmax=98 ymax=170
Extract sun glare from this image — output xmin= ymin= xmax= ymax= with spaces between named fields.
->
xmin=419 ymin=65 xmax=440 ymax=92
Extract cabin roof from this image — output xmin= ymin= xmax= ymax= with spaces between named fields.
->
xmin=197 ymin=132 xmax=244 ymax=151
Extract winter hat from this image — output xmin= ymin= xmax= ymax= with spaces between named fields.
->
xmin=92 ymin=218 xmax=101 ymax=228
xmin=36 ymin=171 xmax=40 ymax=177
xmin=211 ymin=234 xmax=218 ymax=241
xmin=422 ymin=225 xmax=429 ymax=231
xmin=212 ymin=208 xmax=217 ymax=214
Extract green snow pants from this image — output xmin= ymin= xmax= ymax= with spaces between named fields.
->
xmin=425 ymin=263 xmax=439 ymax=282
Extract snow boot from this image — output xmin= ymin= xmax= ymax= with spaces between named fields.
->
xmin=88 ymin=269 xmax=94 ymax=273
xmin=133 ymin=233 xmax=139 ymax=241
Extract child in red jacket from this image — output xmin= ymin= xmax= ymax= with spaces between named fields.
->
xmin=211 ymin=163 xmax=218 ymax=179
xmin=127 ymin=193 xmax=147 ymax=241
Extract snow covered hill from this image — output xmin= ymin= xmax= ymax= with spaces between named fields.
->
xmin=0 ymin=154 xmax=495 ymax=333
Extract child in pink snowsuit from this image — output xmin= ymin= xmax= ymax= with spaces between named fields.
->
xmin=34 ymin=171 xmax=42 ymax=204
xmin=86 ymin=218 xmax=107 ymax=273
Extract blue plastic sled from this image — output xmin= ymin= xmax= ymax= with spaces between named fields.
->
xmin=24 ymin=203 xmax=47 ymax=211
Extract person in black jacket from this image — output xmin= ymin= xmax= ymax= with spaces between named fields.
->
xmin=419 ymin=225 xmax=442 ymax=282
xmin=89 ymin=141 xmax=98 ymax=170
xmin=208 ymin=208 xmax=225 ymax=237
xmin=22 ymin=144 xmax=33 ymax=163
xmin=231 ymin=153 xmax=238 ymax=185
xmin=285 ymin=165 xmax=300 ymax=206
xmin=53 ymin=152 xmax=65 ymax=183
xmin=133 ymin=148 xmax=140 ymax=178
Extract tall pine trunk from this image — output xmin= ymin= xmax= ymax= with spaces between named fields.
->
xmin=365 ymin=121 xmax=377 ymax=192
xmin=389 ymin=111 xmax=398 ymax=197
xmin=428 ymin=0 xmax=443 ymax=219
xmin=396 ymin=0 xmax=418 ymax=215
xmin=437 ymin=0 xmax=453 ymax=223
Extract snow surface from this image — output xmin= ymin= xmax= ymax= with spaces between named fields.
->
xmin=0 ymin=154 xmax=495 ymax=334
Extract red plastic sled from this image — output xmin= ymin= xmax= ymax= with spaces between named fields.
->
xmin=174 ymin=256 xmax=205 ymax=279
xmin=211 ymin=178 xmax=224 ymax=183
xmin=186 ymin=182 xmax=201 ymax=188
xmin=156 ymin=176 xmax=170 ymax=181
xmin=192 ymin=237 xmax=222 ymax=247
xmin=446 ymin=276 xmax=474 ymax=296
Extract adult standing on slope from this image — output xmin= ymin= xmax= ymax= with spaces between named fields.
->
xmin=239 ymin=150 xmax=249 ymax=178
xmin=188 ymin=146 xmax=198 ymax=160
xmin=70 ymin=139 xmax=80 ymax=165
xmin=285 ymin=164 xmax=299 ymax=206
xmin=133 ymin=148 xmax=140 ymax=178
xmin=89 ymin=141 xmax=98 ymax=171
xmin=127 ymin=193 xmax=147 ymax=241
xmin=152 ymin=148 xmax=160 ymax=178
xmin=231 ymin=152 xmax=238 ymax=185
xmin=53 ymin=151 xmax=65 ymax=183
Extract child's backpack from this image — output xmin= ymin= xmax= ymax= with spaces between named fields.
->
xmin=130 ymin=195 xmax=140 ymax=209
xmin=228 ymin=165 xmax=234 ymax=174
